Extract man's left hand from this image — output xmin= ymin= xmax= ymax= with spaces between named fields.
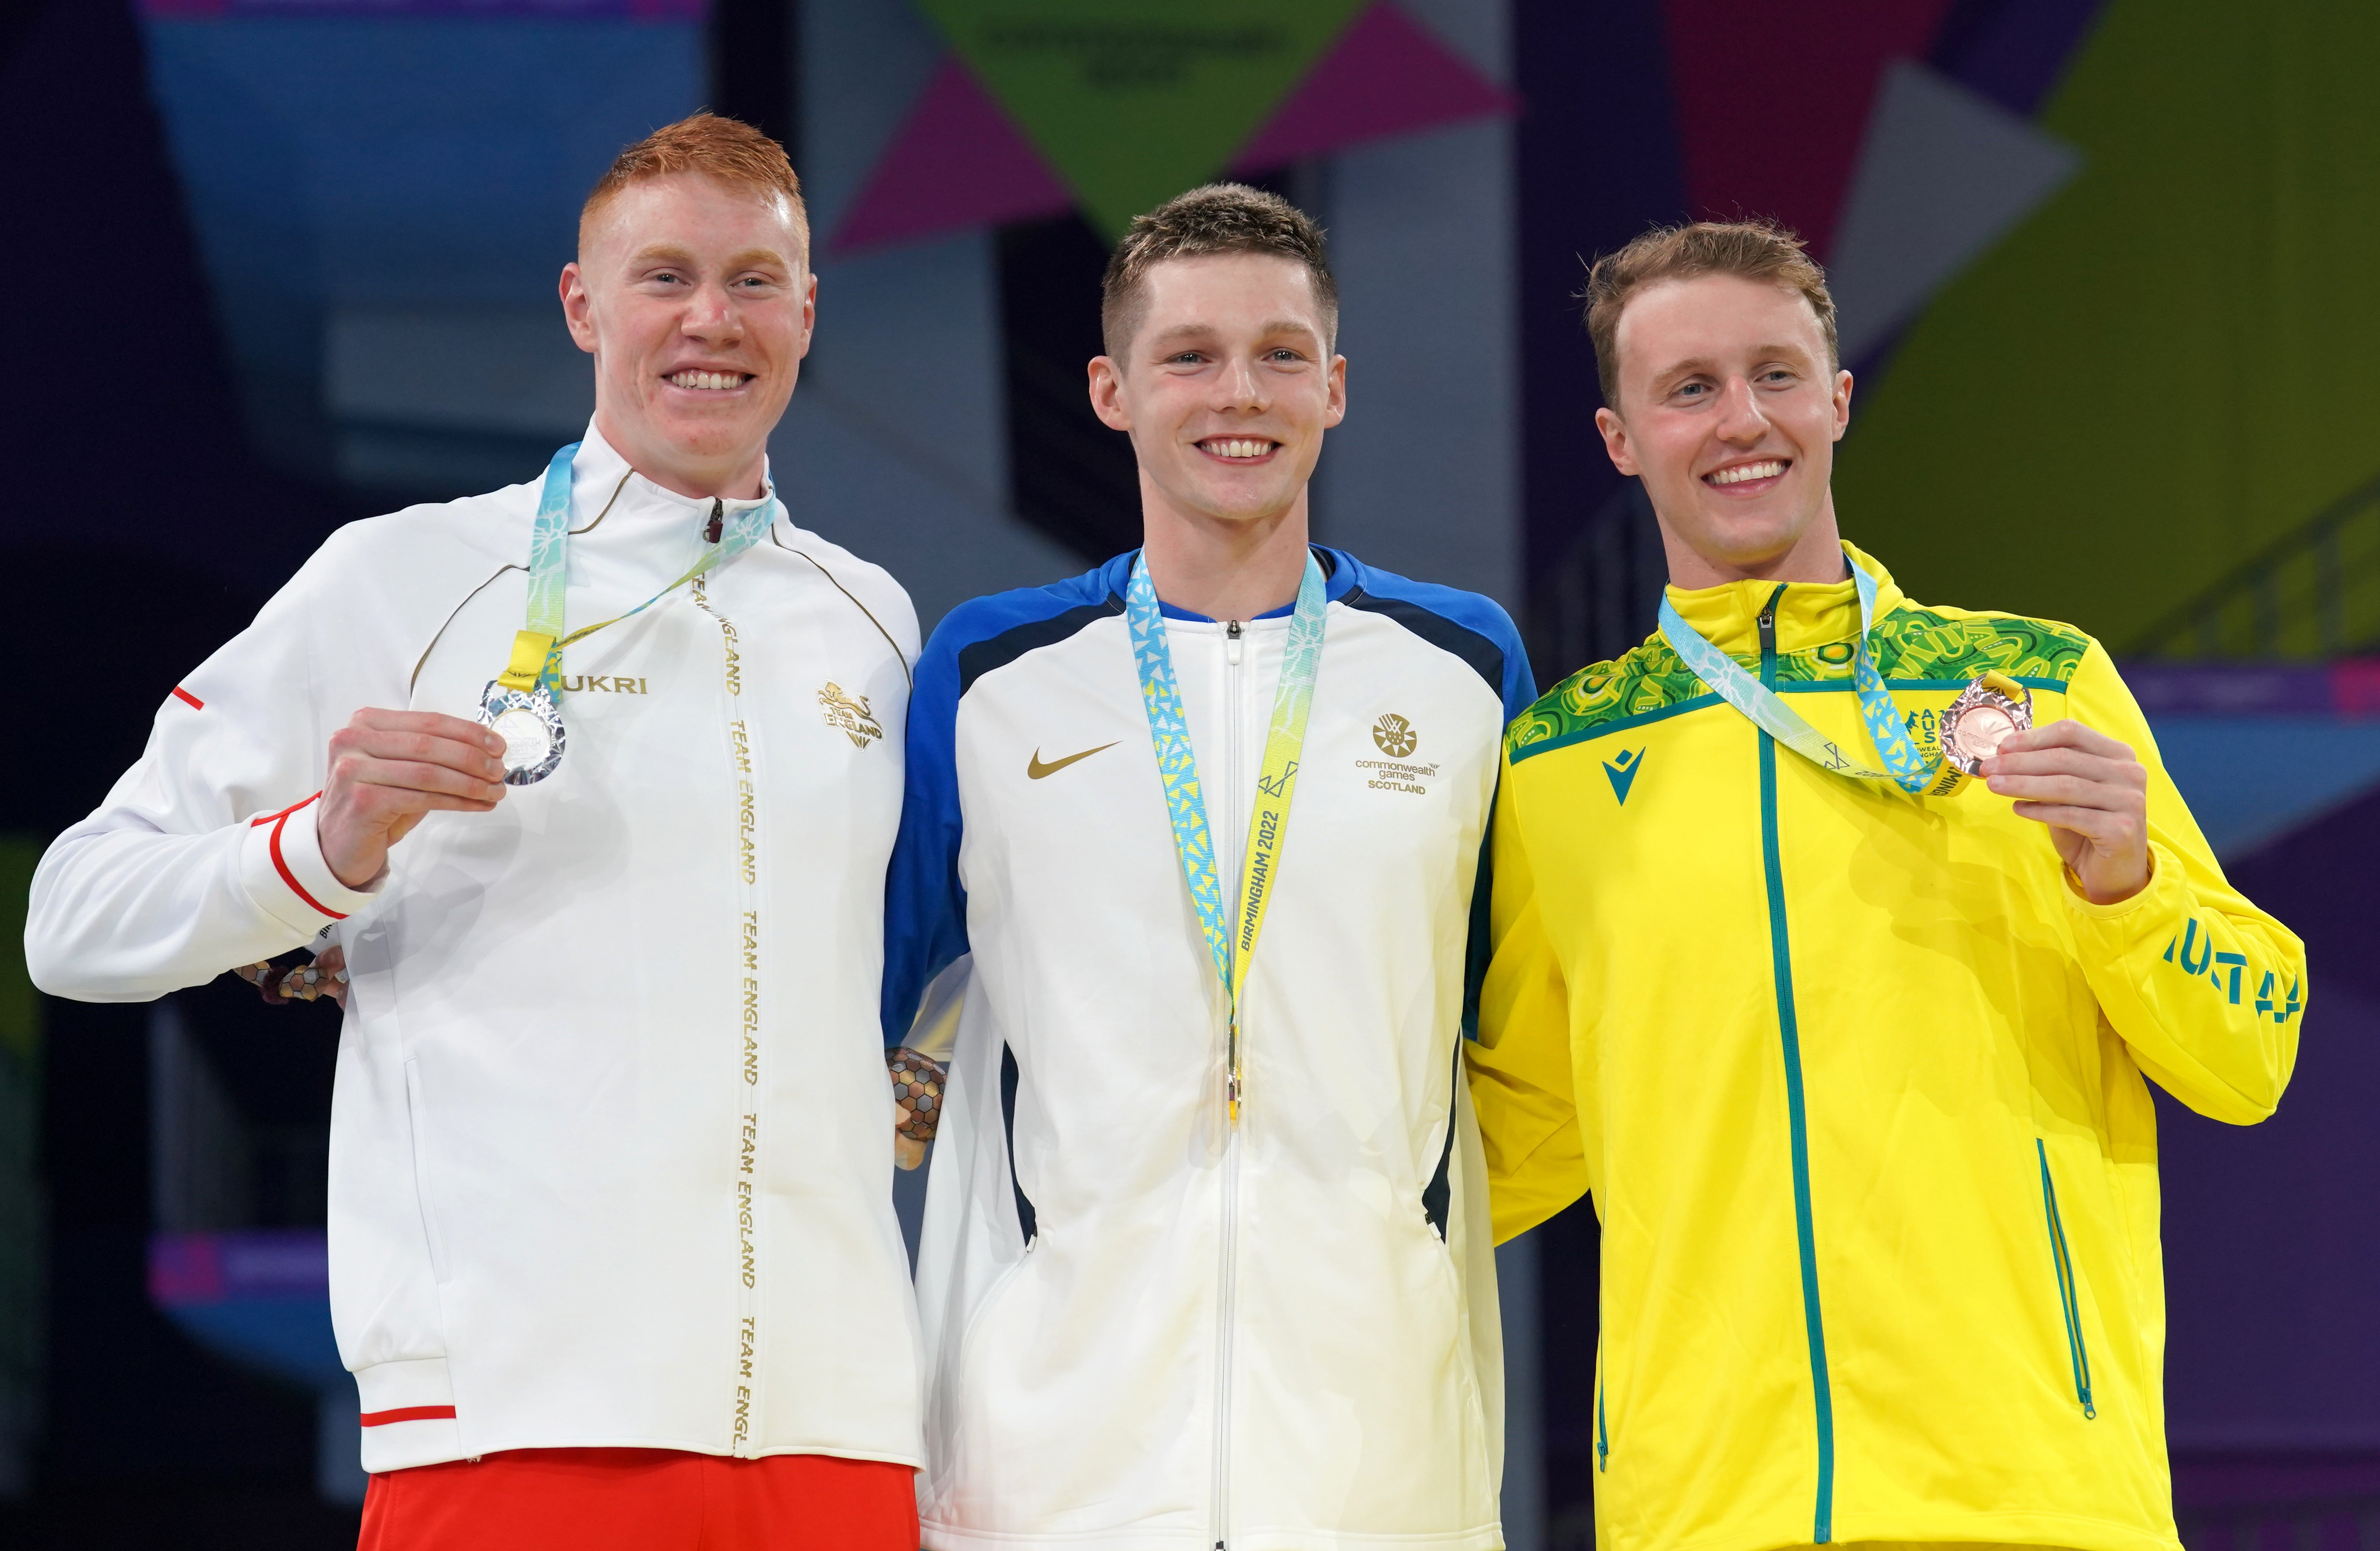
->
xmin=1983 ymin=719 xmax=2150 ymax=905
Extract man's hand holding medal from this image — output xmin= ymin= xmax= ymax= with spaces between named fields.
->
xmin=318 ymin=707 xmax=510 ymax=892
xmin=1984 ymin=719 xmax=2153 ymax=905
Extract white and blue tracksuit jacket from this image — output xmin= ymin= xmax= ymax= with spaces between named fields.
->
xmin=883 ymin=546 xmax=1536 ymax=1551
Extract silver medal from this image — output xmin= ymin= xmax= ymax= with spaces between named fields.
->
xmin=477 ymin=680 xmax=565 ymax=785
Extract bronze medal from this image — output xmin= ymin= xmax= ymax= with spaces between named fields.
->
xmin=1938 ymin=674 xmax=2033 ymax=777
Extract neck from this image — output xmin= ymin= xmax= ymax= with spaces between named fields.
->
xmin=1662 ymin=497 xmax=1846 ymax=591
xmin=1139 ymin=480 xmax=1313 ymax=622
xmin=593 ymin=409 xmax=768 ymax=502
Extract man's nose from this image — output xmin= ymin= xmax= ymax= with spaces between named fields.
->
xmin=1211 ymin=355 xmax=1268 ymax=412
xmin=1713 ymin=376 xmax=1767 ymax=442
xmin=681 ymin=280 xmax=742 ymax=340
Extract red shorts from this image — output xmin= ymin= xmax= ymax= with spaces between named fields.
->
xmin=357 ymin=1447 xmax=919 ymax=1551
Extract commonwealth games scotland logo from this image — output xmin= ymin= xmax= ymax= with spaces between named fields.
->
xmin=1371 ymin=713 xmax=1418 ymax=757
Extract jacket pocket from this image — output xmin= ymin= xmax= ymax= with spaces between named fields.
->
xmin=405 ymin=1060 xmax=452 ymax=1285
xmin=2035 ymin=1139 xmax=2096 ymax=1419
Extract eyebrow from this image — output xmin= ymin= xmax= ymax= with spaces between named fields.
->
xmin=1652 ymin=342 xmax=1816 ymax=385
xmin=1145 ymin=317 xmax=1324 ymax=351
xmin=626 ymin=244 xmax=793 ymax=271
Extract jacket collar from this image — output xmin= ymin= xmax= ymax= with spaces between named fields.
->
xmin=565 ymin=423 xmax=775 ymax=536
xmin=1096 ymin=544 xmax=1360 ymax=622
xmin=1662 ymin=539 xmax=1904 ymax=658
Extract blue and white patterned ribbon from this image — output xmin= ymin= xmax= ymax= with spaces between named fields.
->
xmin=510 ymin=441 xmax=777 ymax=700
xmin=1126 ymin=549 xmax=1328 ymax=1119
xmin=1658 ymin=559 xmax=1954 ymax=795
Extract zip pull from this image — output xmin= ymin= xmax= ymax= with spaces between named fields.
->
xmin=1226 ymin=619 xmax=1243 ymax=666
xmin=704 ymin=498 xmax=723 ymax=545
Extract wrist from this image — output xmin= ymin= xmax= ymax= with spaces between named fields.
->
xmin=239 ymin=795 xmax=384 ymax=931
xmin=2068 ymin=850 xmax=2153 ymax=908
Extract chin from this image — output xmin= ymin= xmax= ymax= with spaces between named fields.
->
xmin=1190 ymin=480 xmax=1296 ymax=522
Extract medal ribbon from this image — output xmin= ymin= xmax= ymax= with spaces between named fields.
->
xmin=1658 ymin=559 xmax=1961 ymax=797
xmin=1126 ymin=549 xmax=1328 ymax=1123
xmin=496 ymin=442 xmax=778 ymax=699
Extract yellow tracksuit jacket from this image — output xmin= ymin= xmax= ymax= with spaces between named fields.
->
xmin=1469 ymin=544 xmax=2303 ymax=1551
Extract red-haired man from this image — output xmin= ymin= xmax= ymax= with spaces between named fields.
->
xmin=28 ymin=115 xmax=923 ymax=1550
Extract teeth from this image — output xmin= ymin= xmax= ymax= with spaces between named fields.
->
xmin=670 ymin=370 xmax=743 ymax=390
xmin=1204 ymin=438 xmax=1271 ymax=459
xmin=1709 ymin=460 xmax=1787 ymax=485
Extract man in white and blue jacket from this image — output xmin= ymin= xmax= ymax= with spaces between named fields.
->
xmin=881 ymin=185 xmax=1535 ymax=1551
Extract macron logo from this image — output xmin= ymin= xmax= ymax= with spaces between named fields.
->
xmin=1603 ymin=748 xmax=1645 ymax=805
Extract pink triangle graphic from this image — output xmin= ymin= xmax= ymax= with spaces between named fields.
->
xmin=828 ymin=57 xmax=1073 ymax=257
xmin=1233 ymin=1 xmax=1514 ymax=173
xmin=1663 ymin=0 xmax=1955 ymax=257
xmin=829 ymin=2 xmax=1513 ymax=258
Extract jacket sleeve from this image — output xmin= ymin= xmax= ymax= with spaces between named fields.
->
xmin=1464 ymin=762 xmax=1594 ymax=1243
xmin=880 ymin=615 xmax=971 ymax=1048
xmin=26 ymin=537 xmax=385 ymax=1003
xmin=2057 ymin=642 xmax=2304 ymax=1124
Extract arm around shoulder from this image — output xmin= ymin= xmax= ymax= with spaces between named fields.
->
xmin=1465 ymin=767 xmax=1594 ymax=1243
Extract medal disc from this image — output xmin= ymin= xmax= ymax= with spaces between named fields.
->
xmin=476 ymin=681 xmax=565 ymax=785
xmin=1938 ymin=676 xmax=2032 ymax=776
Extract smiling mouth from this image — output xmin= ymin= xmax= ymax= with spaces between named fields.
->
xmin=1196 ymin=437 xmax=1280 ymax=462
xmin=666 ymin=369 xmax=752 ymax=391
xmin=1705 ymin=458 xmax=1788 ymax=487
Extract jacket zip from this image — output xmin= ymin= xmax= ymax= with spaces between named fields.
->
xmin=1594 ymin=1299 xmax=1608 ymax=1471
xmin=2035 ymin=1140 xmax=2098 ymax=1418
xmin=694 ymin=570 xmax=765 ymax=1456
xmin=1211 ymin=617 xmax=1246 ymax=1551
xmin=1758 ymin=589 xmax=1835 ymax=1544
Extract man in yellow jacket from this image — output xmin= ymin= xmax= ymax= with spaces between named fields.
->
xmin=1470 ymin=219 xmax=2303 ymax=1551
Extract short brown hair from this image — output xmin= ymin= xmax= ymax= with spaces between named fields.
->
xmin=580 ymin=112 xmax=810 ymax=262
xmin=1583 ymin=219 xmax=1837 ymax=409
xmin=1101 ymin=183 xmax=1338 ymax=359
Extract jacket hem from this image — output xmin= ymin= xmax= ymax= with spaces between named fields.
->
xmin=366 ymin=1431 xmax=924 ymax=1476
xmin=922 ymin=1520 xmax=1502 ymax=1551
xmin=1614 ymin=1508 xmax=2180 ymax=1551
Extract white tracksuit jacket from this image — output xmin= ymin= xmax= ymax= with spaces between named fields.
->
xmin=25 ymin=428 xmax=926 ymax=1474
xmin=882 ymin=548 xmax=1536 ymax=1551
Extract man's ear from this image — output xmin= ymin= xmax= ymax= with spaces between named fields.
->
xmin=1324 ymin=353 xmax=1347 ymax=428
xmin=1831 ymin=368 xmax=1854 ymax=441
xmin=1088 ymin=356 xmax=1131 ymax=432
xmin=560 ymin=263 xmax=598 ymax=355
xmin=1595 ymin=405 xmax=1639 ymax=476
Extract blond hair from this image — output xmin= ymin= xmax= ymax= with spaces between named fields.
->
xmin=1583 ymin=219 xmax=1837 ymax=408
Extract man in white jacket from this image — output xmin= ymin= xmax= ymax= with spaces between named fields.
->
xmin=26 ymin=115 xmax=924 ymax=1550
xmin=882 ymin=185 xmax=1532 ymax=1551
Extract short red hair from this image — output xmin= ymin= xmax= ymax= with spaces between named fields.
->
xmin=579 ymin=112 xmax=809 ymax=261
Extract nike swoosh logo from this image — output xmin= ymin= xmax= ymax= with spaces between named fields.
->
xmin=1027 ymin=741 xmax=1119 ymax=780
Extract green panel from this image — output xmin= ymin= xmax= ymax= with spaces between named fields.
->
xmin=917 ymin=0 xmax=1365 ymax=236
xmin=1835 ymin=0 xmax=2380 ymax=650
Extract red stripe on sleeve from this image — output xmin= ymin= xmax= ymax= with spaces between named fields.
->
xmin=250 ymin=791 xmax=323 ymax=829
xmin=170 ymin=686 xmax=204 ymax=709
xmin=359 ymin=1405 xmax=457 ymax=1428
xmin=267 ymin=796 xmax=346 ymax=920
